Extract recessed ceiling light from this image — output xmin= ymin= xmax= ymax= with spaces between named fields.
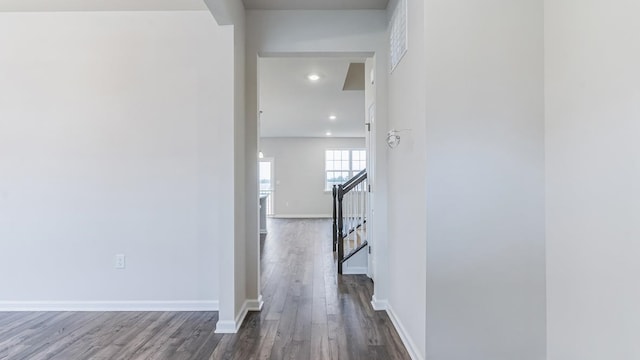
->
xmin=326 ymin=131 xmax=332 ymax=136
xmin=329 ymin=115 xmax=337 ymax=120
xmin=307 ymin=74 xmax=320 ymax=81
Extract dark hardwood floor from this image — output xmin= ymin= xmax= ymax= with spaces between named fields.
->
xmin=0 ymin=218 xmax=410 ymax=360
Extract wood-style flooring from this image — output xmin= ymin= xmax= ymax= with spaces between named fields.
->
xmin=0 ymin=218 xmax=410 ymax=360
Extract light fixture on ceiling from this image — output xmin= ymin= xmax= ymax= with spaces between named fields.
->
xmin=329 ymin=115 xmax=337 ymax=120
xmin=307 ymin=74 xmax=320 ymax=81
xmin=326 ymin=131 xmax=332 ymax=136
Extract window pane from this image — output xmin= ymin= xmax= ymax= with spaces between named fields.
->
xmin=326 ymin=160 xmax=335 ymax=171
xmin=326 ymin=150 xmax=334 ymax=161
xmin=259 ymin=161 xmax=272 ymax=191
xmin=351 ymin=150 xmax=366 ymax=171
xmin=259 ymin=162 xmax=270 ymax=180
xmin=325 ymin=149 xmax=366 ymax=190
xmin=326 ymin=171 xmax=350 ymax=189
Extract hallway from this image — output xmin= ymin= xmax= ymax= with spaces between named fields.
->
xmin=211 ymin=218 xmax=411 ymax=359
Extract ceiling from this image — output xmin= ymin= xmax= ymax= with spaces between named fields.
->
xmin=0 ymin=0 xmax=389 ymax=12
xmin=0 ymin=0 xmax=207 ymax=11
xmin=243 ymin=0 xmax=388 ymax=10
xmin=259 ymin=57 xmax=367 ymax=138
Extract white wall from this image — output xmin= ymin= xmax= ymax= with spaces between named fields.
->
xmin=260 ymin=137 xmax=365 ymax=217
xmin=385 ymin=0 xmax=427 ymax=357
xmin=205 ymin=0 xmax=252 ymax=331
xmin=0 ymin=11 xmax=233 ymax=308
xmin=545 ymin=1 xmax=640 ymax=359
xmin=423 ymin=0 xmax=546 ymax=359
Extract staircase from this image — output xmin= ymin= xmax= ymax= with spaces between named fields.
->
xmin=332 ymin=169 xmax=368 ymax=274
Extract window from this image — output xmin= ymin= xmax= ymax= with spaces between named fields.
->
xmin=259 ymin=161 xmax=273 ymax=192
xmin=259 ymin=159 xmax=274 ymax=216
xmin=325 ymin=149 xmax=366 ymax=190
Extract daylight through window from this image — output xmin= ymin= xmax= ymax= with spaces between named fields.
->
xmin=325 ymin=149 xmax=366 ymax=190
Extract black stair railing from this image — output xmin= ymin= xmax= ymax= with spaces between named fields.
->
xmin=332 ymin=169 xmax=368 ymax=274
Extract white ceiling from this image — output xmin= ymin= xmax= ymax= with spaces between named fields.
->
xmin=0 ymin=0 xmax=389 ymax=12
xmin=259 ymin=57 xmax=366 ymax=138
xmin=0 ymin=0 xmax=207 ymax=12
xmin=243 ymin=0 xmax=388 ymax=10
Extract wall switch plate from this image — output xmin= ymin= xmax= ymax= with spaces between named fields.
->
xmin=115 ymin=254 xmax=126 ymax=269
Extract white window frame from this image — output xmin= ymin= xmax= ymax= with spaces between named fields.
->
xmin=325 ymin=149 xmax=366 ymax=191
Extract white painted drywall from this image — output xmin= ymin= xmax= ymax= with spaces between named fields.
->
xmin=386 ymin=0 xmax=427 ymax=357
xmin=246 ymin=8 xmax=391 ymax=319
xmin=0 ymin=11 xmax=233 ymax=306
xmin=545 ymin=1 xmax=640 ymax=359
xmin=260 ymin=137 xmax=365 ymax=217
xmin=204 ymin=0 xmax=251 ymax=330
xmin=422 ymin=0 xmax=546 ymax=359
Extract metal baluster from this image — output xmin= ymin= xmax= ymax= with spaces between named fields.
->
xmin=337 ymin=184 xmax=344 ymax=274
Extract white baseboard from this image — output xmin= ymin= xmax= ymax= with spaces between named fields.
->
xmin=271 ymin=214 xmax=331 ymax=219
xmin=386 ymin=303 xmax=424 ymax=360
xmin=370 ymin=295 xmax=388 ymax=311
xmin=215 ymin=296 xmax=263 ymax=334
xmin=216 ymin=302 xmax=247 ymax=334
xmin=246 ymin=295 xmax=264 ymax=311
xmin=0 ymin=300 xmax=219 ymax=312
xmin=214 ymin=319 xmax=241 ymax=334
xmin=342 ymin=266 xmax=368 ymax=275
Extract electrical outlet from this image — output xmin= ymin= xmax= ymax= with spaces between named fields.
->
xmin=115 ymin=254 xmax=126 ymax=269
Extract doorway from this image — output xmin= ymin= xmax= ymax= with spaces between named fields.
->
xmin=258 ymin=55 xmax=374 ymax=276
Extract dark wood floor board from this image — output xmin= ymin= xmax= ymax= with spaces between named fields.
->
xmin=50 ymin=311 xmax=143 ymax=360
xmin=367 ymin=345 xmax=392 ymax=360
xmin=0 ymin=312 xmax=73 ymax=358
xmin=311 ymin=296 xmax=328 ymax=325
xmin=247 ymin=319 xmax=279 ymax=360
xmin=327 ymin=314 xmax=351 ymax=359
xmin=231 ymin=313 xmax=265 ymax=360
xmin=124 ymin=311 xmax=192 ymax=360
xmin=267 ymin=289 xmax=299 ymax=359
xmin=0 ymin=313 xmax=27 ymax=329
xmin=0 ymin=219 xmax=411 ymax=360
xmin=84 ymin=311 xmax=160 ymax=359
xmin=20 ymin=311 xmax=106 ymax=360
xmin=292 ymin=297 xmax=313 ymax=343
xmin=110 ymin=311 xmax=179 ymax=360
xmin=208 ymin=331 xmax=237 ymax=360
xmin=0 ymin=311 xmax=61 ymax=341
xmin=172 ymin=312 xmax=219 ymax=357
xmin=310 ymin=322 xmax=331 ymax=360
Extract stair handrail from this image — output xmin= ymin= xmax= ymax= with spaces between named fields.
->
xmin=340 ymin=169 xmax=367 ymax=194
xmin=332 ymin=169 xmax=368 ymax=274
